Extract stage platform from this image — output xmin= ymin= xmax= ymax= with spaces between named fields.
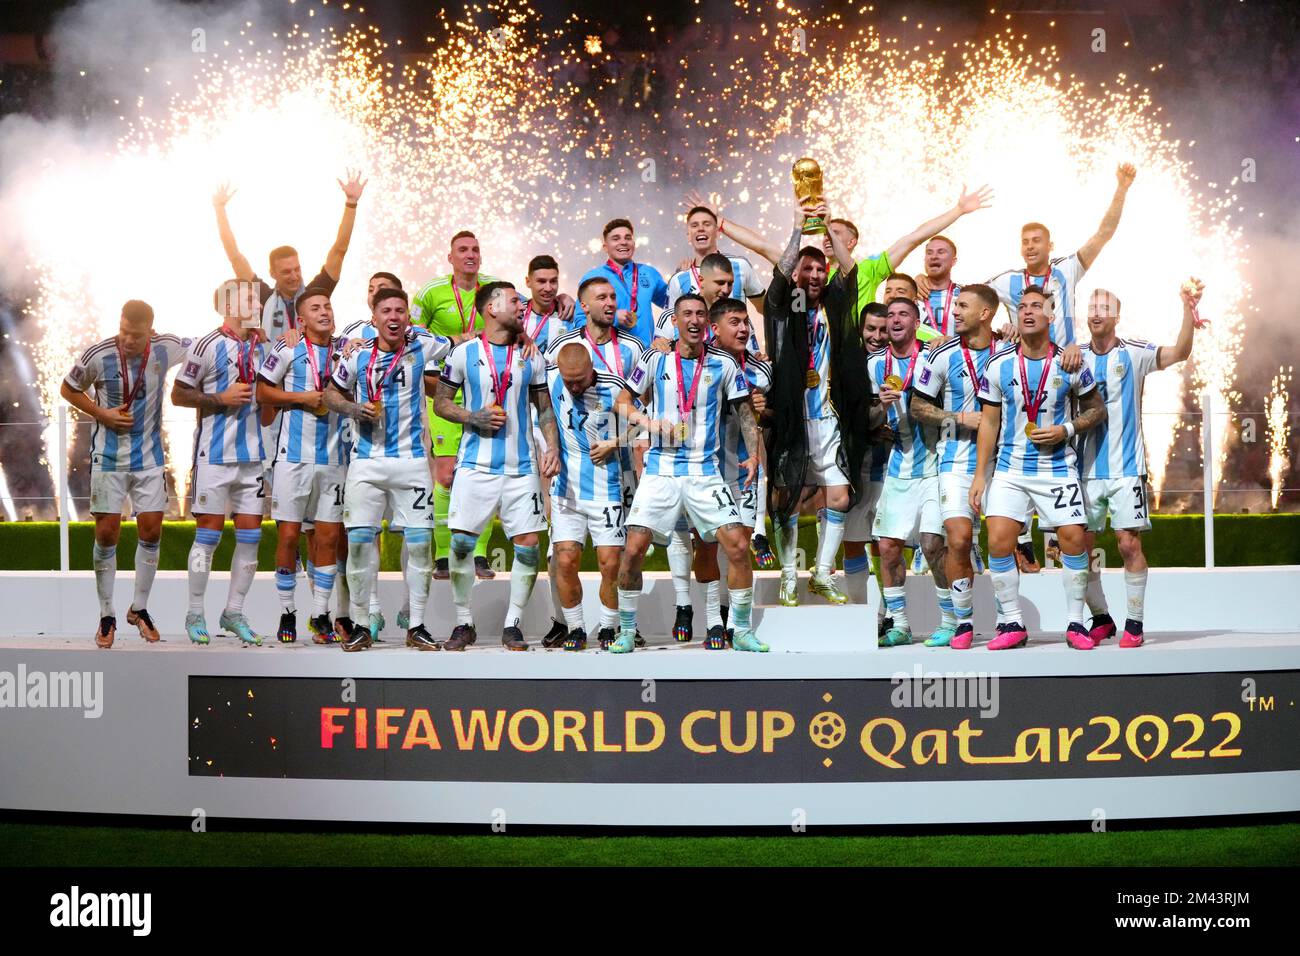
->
xmin=2 ymin=567 xmax=1298 ymax=827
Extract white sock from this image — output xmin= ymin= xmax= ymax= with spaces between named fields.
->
xmin=132 ymin=539 xmax=159 ymax=612
xmin=951 ymin=576 xmax=974 ymax=625
xmin=1060 ymin=551 xmax=1090 ymax=626
xmin=275 ymin=566 xmax=296 ymax=612
xmin=816 ymin=509 xmax=846 ymax=575
xmin=346 ymin=533 xmax=377 ymax=623
xmin=882 ymin=585 xmax=908 ymax=632
xmin=187 ymin=528 xmax=221 ymax=615
xmin=1086 ymin=566 xmax=1109 ymax=616
xmin=779 ymin=515 xmax=799 ymax=575
xmin=667 ymin=528 xmax=692 ymax=605
xmin=753 ymin=474 xmax=769 ymax=538
xmin=335 ymin=558 xmax=350 ymax=618
xmin=599 ymin=603 xmax=618 ymax=631
xmin=504 ymin=544 xmax=540 ymax=630
xmin=705 ymin=580 xmax=722 ymax=627
xmin=989 ymin=554 xmax=1022 ymax=624
xmin=404 ymin=531 xmax=433 ymax=629
xmin=225 ymin=528 xmax=261 ymax=615
xmin=844 ymin=550 xmax=870 ymax=603
xmin=311 ymin=565 xmax=336 ymax=617
xmin=729 ymin=586 xmax=753 ymax=634
xmin=449 ymin=534 xmax=476 ymax=626
xmin=935 ymin=586 xmax=956 ymax=629
xmin=92 ymin=542 xmax=117 ymax=617
xmin=562 ymin=602 xmax=585 ymax=631
xmin=617 ymin=586 xmax=640 ymax=636
xmin=1124 ymin=569 xmax=1148 ymax=623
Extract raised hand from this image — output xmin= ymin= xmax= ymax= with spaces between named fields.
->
xmin=956 ymin=183 xmax=994 ymax=215
xmin=338 ymin=168 xmax=367 ymax=203
xmin=683 ymin=189 xmax=719 ymax=218
xmin=1180 ymin=277 xmax=1204 ymax=308
xmin=212 ymin=181 xmax=236 ymax=208
xmin=1116 ymin=162 xmax=1137 ymax=190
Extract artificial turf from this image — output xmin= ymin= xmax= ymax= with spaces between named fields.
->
xmin=3 ymin=821 xmax=1297 ymax=867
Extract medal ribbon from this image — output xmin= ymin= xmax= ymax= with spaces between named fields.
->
xmin=304 ymin=338 xmax=331 ymax=392
xmin=675 ymin=347 xmax=705 ymax=427
xmin=481 ymin=334 xmax=515 ymax=405
xmin=584 ymin=326 xmax=624 ymax=377
xmin=221 ymin=327 xmax=257 ymax=384
xmin=925 ymin=283 xmax=956 ymax=335
xmin=1017 ymin=343 xmax=1057 ymax=427
xmin=522 ymin=300 xmax=555 ymax=341
xmin=886 ymin=340 xmax=920 ymax=391
xmin=452 ymin=282 xmax=478 ymax=334
xmin=365 ymin=336 xmax=407 ymax=403
xmin=959 ymin=340 xmax=991 ymax=403
xmin=116 ymin=336 xmax=151 ymax=407
xmin=606 ymin=259 xmax=639 ymax=314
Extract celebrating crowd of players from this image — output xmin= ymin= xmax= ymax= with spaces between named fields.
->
xmin=61 ymin=160 xmax=1203 ymax=653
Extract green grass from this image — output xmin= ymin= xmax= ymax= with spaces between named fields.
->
xmin=3 ymin=821 xmax=1297 ymax=867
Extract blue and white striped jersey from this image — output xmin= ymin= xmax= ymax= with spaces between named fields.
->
xmin=866 ymin=345 xmax=937 ymax=479
xmin=665 ymin=255 xmax=767 ymax=308
xmin=64 ymin=333 xmax=188 ymax=473
xmin=977 ymin=344 xmax=1097 ymax=478
xmin=913 ymin=337 xmax=996 ymax=476
xmin=803 ymin=306 xmax=834 ymax=420
xmin=442 ymin=337 xmax=549 ymax=476
xmin=987 ymin=253 xmax=1087 ymax=348
xmin=922 ymin=283 xmax=962 ymax=337
xmin=626 ymin=345 xmax=749 ymax=478
xmin=331 ymin=327 xmax=451 ymax=461
xmin=258 ymin=336 xmax=348 ymax=466
xmin=176 ymin=329 xmax=269 ymax=466
xmin=548 ymin=368 xmax=625 ymax=503
xmin=721 ymin=354 xmax=771 ymax=486
xmin=545 ymin=326 xmax=645 ymax=381
xmin=1078 ymin=338 xmax=1161 ymax=480
xmin=341 ymin=317 xmax=376 ymax=342
xmin=519 ymin=299 xmax=563 ymax=354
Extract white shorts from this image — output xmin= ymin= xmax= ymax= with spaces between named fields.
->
xmin=845 ymin=475 xmax=884 ymax=541
xmin=191 ymin=461 xmax=265 ymax=517
xmin=626 ymin=472 xmax=742 ymax=542
xmin=89 ymin=467 xmax=166 ymax=515
xmin=271 ymin=460 xmax=346 ymax=524
xmin=984 ymin=472 xmax=1087 ymax=529
xmin=700 ymin=477 xmax=760 ymax=543
xmin=1085 ymin=476 xmax=1151 ymax=533
xmin=938 ymin=468 xmax=992 ymax=524
xmin=550 ymin=495 xmax=626 ymax=548
xmin=872 ymin=474 xmax=942 ymax=542
xmin=343 ymin=457 xmax=435 ymax=530
xmin=448 ymin=468 xmax=547 ymax=539
xmin=805 ymin=417 xmax=849 ymax=487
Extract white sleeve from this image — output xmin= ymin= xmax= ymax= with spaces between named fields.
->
xmin=1063 ymin=252 xmax=1087 ymax=284
xmin=626 ymin=348 xmax=655 ymax=397
xmin=259 ymin=342 xmax=291 ymax=385
xmin=913 ymin=350 xmax=945 ymax=400
xmin=330 ymin=350 xmax=358 ymax=394
xmin=977 ymin=357 xmax=1002 ymax=404
xmin=422 ymin=332 xmax=453 ymax=368
xmin=724 ymin=358 xmax=750 ymax=401
xmin=740 ymin=258 xmax=766 ymax=298
xmin=175 ymin=340 xmax=208 ymax=389
xmin=64 ymin=345 xmax=102 ymax=392
xmin=528 ymin=354 xmax=548 ymax=390
xmin=441 ymin=345 xmax=466 ymax=389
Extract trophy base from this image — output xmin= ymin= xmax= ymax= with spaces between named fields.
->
xmin=801 ymin=215 xmax=828 ymax=236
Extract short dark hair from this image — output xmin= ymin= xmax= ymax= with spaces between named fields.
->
xmin=885 ymin=296 xmax=920 ymax=319
xmin=528 ymin=254 xmax=559 ymax=274
xmin=1020 ymin=284 xmax=1048 ymax=300
xmin=1021 ymin=222 xmax=1050 ymax=241
xmin=685 ymin=205 xmax=718 ymax=224
xmin=797 ymin=246 xmax=827 ymax=267
xmin=475 ymin=280 xmax=517 ymax=315
xmin=928 ymin=234 xmax=957 ymax=256
xmin=121 ymin=299 xmax=154 ymax=325
xmin=371 ymin=287 xmax=408 ymax=310
xmin=674 ymin=292 xmax=707 ymax=313
xmin=861 ymin=302 xmax=888 ymax=321
xmin=369 ymin=271 xmax=402 ymax=289
xmin=828 ymin=217 xmax=858 ymax=240
xmin=297 ymin=285 xmax=333 ymax=309
xmin=450 ymin=230 xmax=477 ymax=247
xmin=699 ymin=252 xmax=733 ymax=275
xmin=602 ymin=217 xmax=634 ymax=239
xmin=962 ymin=283 xmax=999 ymax=314
xmin=708 ymin=296 xmax=748 ymax=324
xmin=577 ymin=276 xmax=614 ymax=301
xmin=268 ymin=245 xmax=298 ymax=270
xmin=885 ymin=272 xmax=919 ymax=295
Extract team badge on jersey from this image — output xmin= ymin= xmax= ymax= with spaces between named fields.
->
xmin=1115 ymin=363 xmax=1127 ymax=378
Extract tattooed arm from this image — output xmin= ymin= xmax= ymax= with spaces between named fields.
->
xmin=733 ymin=397 xmax=763 ymax=488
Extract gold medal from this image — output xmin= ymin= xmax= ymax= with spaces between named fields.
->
xmin=1024 ymin=422 xmax=1038 ymax=438
xmin=884 ymin=375 xmax=904 ymax=391
xmin=313 ymin=404 xmax=328 ymax=417
xmin=806 ymin=369 xmax=821 ymax=388
xmin=676 ymin=421 xmax=689 ymax=441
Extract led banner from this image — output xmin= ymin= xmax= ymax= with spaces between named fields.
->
xmin=188 ymin=671 xmax=1300 ymax=783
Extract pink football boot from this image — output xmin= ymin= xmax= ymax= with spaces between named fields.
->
xmin=986 ymin=622 xmax=1028 ymax=650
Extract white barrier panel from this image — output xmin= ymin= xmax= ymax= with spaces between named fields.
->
xmin=2 ymin=566 xmax=1297 ymax=643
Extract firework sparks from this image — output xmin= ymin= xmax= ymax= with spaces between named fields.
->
xmin=1267 ymin=366 xmax=1292 ymax=510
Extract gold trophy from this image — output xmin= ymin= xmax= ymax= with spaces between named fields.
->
xmin=792 ymin=157 xmax=828 ymax=235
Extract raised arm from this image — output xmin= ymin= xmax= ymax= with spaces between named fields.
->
xmin=322 ymin=169 xmax=367 ymax=281
xmin=1158 ymin=279 xmax=1199 ymax=370
xmin=882 ymin=184 xmax=993 ymax=268
xmin=1077 ymin=163 xmax=1137 ymax=270
xmin=212 ymin=183 xmax=255 ymax=282
xmin=720 ymin=218 xmax=784 ymax=267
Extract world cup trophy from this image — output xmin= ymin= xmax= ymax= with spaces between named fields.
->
xmin=792 ymin=157 xmax=828 ymax=235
